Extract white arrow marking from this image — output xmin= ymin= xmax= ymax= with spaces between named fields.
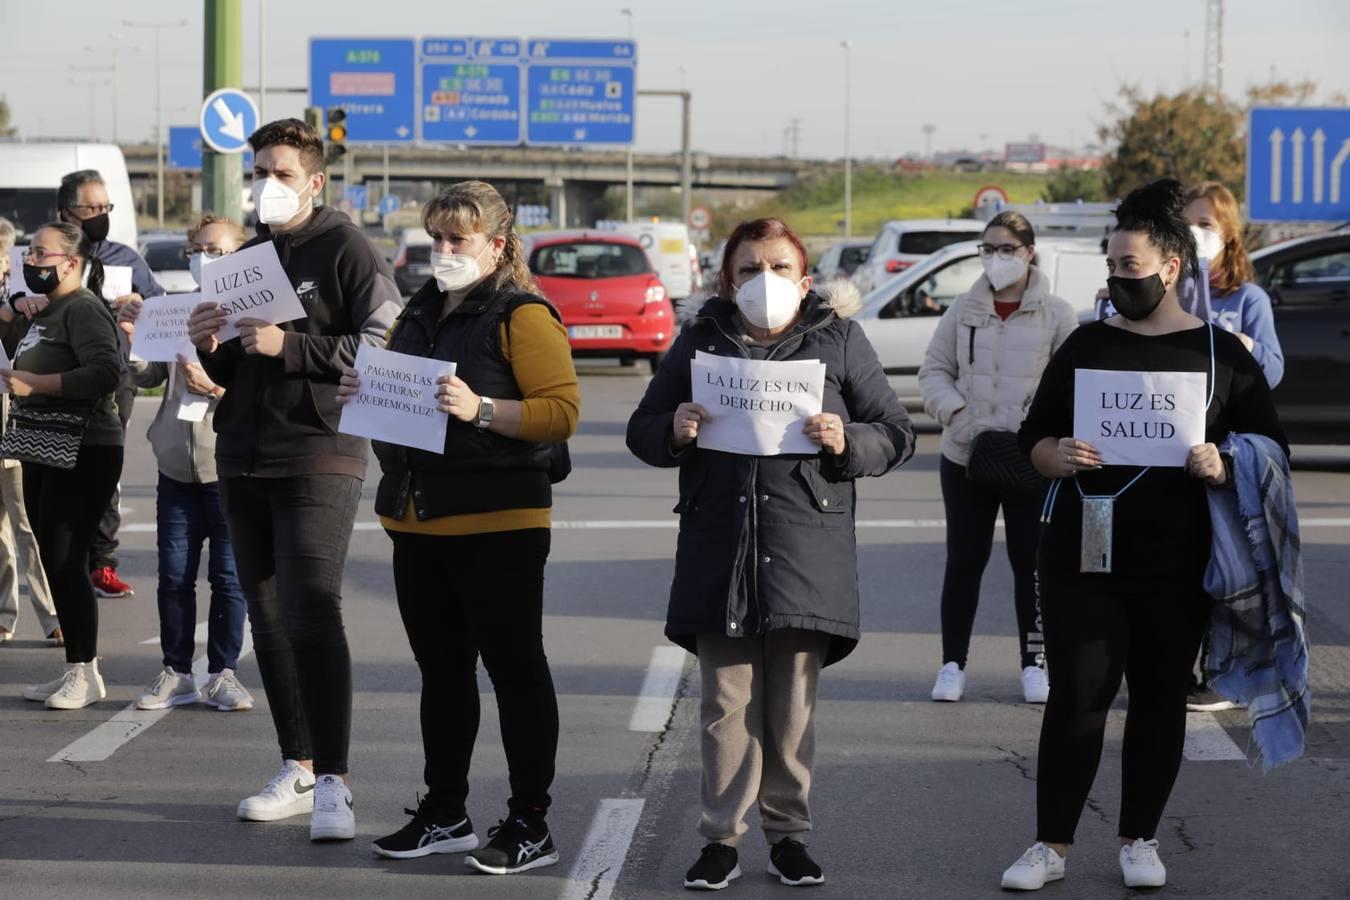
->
xmin=1312 ymin=129 xmax=1327 ymax=204
xmin=212 ymin=97 xmax=246 ymax=142
xmin=1269 ymin=128 xmax=1284 ymax=204
xmin=465 ymin=125 xmax=478 ymax=138
xmin=396 ymin=125 xmax=410 ymax=138
xmin=1291 ymin=128 xmax=1305 ymax=203
xmin=1332 ymin=138 xmax=1350 ymax=204
xmin=574 ymin=128 xmax=586 ymax=141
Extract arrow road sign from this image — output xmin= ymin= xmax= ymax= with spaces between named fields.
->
xmin=310 ymin=38 xmax=416 ymax=143
xmin=199 ymin=88 xmax=259 ymax=154
xmin=1249 ymin=108 xmax=1350 ymax=222
xmin=420 ymin=37 xmax=523 ymax=145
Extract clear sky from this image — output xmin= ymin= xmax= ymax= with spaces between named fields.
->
xmin=1 ymin=0 xmax=1345 ymax=159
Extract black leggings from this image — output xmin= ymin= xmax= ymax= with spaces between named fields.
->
xmin=388 ymin=528 xmax=558 ymax=820
xmin=23 ymin=444 xmax=123 ymax=663
xmin=938 ymin=455 xmax=1043 ymax=669
xmin=1034 ymin=570 xmax=1212 ymax=844
xmin=220 ymin=474 xmax=361 ymax=776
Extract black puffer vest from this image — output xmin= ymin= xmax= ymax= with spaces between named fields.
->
xmin=373 ymin=279 xmax=559 ymax=520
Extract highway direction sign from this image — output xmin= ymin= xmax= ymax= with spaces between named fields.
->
xmin=310 ymin=39 xmax=417 ymax=143
xmin=1248 ymin=107 xmax=1350 ymax=222
xmin=420 ymin=37 xmax=523 ymax=145
xmin=524 ymin=39 xmax=636 ymax=146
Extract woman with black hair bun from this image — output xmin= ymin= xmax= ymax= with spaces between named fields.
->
xmin=998 ymin=180 xmax=1289 ymax=891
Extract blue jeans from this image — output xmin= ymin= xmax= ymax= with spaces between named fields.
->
xmin=157 ymin=473 xmax=246 ymax=674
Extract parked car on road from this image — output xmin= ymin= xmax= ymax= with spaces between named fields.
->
xmin=855 ymin=238 xmax=1107 ymax=408
xmin=812 ymin=238 xmax=871 ymax=283
xmin=853 ymin=218 xmax=987 ymax=294
xmin=141 ymin=234 xmax=194 ymax=294
xmin=526 ymin=230 xmax=676 ymax=373
xmin=392 ymin=227 xmax=433 ymax=296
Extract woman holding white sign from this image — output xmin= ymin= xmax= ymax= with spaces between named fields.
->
xmin=999 ymin=181 xmax=1287 ymax=892
xmin=918 ymin=211 xmax=1076 ymax=706
xmin=338 ymin=181 xmax=579 ymax=875
xmin=627 ymin=217 xmax=914 ymax=890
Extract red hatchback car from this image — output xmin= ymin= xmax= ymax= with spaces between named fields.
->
xmin=527 ymin=231 xmax=676 ymax=372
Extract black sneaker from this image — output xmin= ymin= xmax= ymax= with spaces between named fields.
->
xmin=372 ymin=797 xmax=478 ymax=859
xmin=767 ymin=838 xmax=824 ymax=886
xmin=465 ymin=815 xmax=559 ymax=875
xmin=1186 ymin=683 xmax=1238 ymax=712
xmin=684 ymin=843 xmax=741 ymax=891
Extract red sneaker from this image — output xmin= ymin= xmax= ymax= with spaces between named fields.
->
xmin=91 ymin=566 xmax=134 ymax=599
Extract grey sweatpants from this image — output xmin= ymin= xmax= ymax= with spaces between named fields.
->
xmin=697 ymin=629 xmax=829 ymax=847
xmin=0 ymin=463 xmax=58 ymax=636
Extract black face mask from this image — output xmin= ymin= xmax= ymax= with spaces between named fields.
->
xmin=22 ymin=264 xmax=61 ymax=295
xmin=78 ymin=212 xmax=110 ymax=243
xmin=1107 ymin=273 xmax=1167 ymax=321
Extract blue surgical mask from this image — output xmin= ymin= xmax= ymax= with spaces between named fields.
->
xmin=189 ymin=251 xmax=225 ymax=288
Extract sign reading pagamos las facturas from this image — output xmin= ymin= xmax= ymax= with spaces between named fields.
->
xmin=200 ymin=241 xmax=308 ymax=342
xmin=130 ymin=293 xmax=199 ymax=363
xmin=691 ymin=352 xmax=827 ymax=456
xmin=1072 ymin=369 xmax=1207 ymax=467
xmin=338 ymin=344 xmax=456 ymax=454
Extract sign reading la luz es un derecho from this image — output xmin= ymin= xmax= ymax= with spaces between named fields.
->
xmin=1073 ymin=369 xmax=1207 ymax=468
xmin=200 ymin=241 xmax=308 ymax=343
xmin=691 ymin=352 xmax=827 ymax=456
xmin=338 ymin=344 xmax=457 ymax=454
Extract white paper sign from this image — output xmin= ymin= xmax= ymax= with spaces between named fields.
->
xmin=338 ymin=344 xmax=456 ymax=453
xmin=176 ymin=392 xmax=211 ymax=422
xmin=100 ymin=265 xmax=133 ymax=302
xmin=691 ymin=352 xmax=827 ymax=456
xmin=7 ymin=247 xmax=29 ymax=296
xmin=130 ymin=293 xmax=199 ymax=362
xmin=1073 ymin=369 xmax=1207 ymax=467
xmin=201 ymin=241 xmax=307 ymax=343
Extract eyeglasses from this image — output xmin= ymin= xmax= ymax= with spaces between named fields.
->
xmin=976 ymin=243 xmax=1026 ymax=260
xmin=21 ymin=248 xmax=71 ymax=263
xmin=66 ymin=203 xmax=115 ymax=216
xmin=186 ymin=244 xmax=234 ymax=256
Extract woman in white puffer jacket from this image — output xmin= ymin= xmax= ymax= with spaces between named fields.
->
xmin=918 ymin=212 xmax=1076 ymax=705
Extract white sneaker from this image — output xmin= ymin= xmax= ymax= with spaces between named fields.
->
xmin=22 ymin=672 xmax=67 ymax=702
xmin=1000 ymin=842 xmax=1066 ymax=890
xmin=136 ymin=666 xmax=201 ymax=710
xmin=237 ymin=760 xmax=316 ymax=821
xmin=931 ymin=662 xmax=965 ymax=702
xmin=43 ymin=661 xmax=107 ymax=710
xmin=203 ymin=669 xmax=255 ymax=711
xmin=311 ymin=774 xmax=355 ymax=841
xmin=1021 ymin=666 xmax=1050 ymax=704
xmin=1119 ymin=838 xmax=1166 ymax=888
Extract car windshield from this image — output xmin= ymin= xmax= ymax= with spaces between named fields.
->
xmin=530 ymin=242 xmax=650 ymax=278
xmin=144 ymin=241 xmax=189 ymax=271
xmin=840 ymin=246 xmax=870 ymax=271
xmin=0 ymin=189 xmax=54 ymax=243
xmin=898 ymin=230 xmax=983 ymax=255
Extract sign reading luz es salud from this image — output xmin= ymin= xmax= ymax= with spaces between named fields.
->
xmin=691 ymin=352 xmax=827 ymax=456
xmin=1072 ymin=369 xmax=1207 ymax=468
xmin=200 ymin=242 xmax=308 ymax=343
xmin=338 ymin=344 xmax=457 ymax=454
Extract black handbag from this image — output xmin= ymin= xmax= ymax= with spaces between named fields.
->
xmin=0 ymin=405 xmax=89 ymax=470
xmin=966 ymin=430 xmax=1044 ymax=497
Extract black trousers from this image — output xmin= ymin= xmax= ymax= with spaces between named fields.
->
xmin=387 ymin=528 xmax=558 ymax=820
xmin=1034 ymin=569 xmax=1212 ymax=844
xmin=938 ymin=455 xmax=1044 ymax=669
xmin=220 ymin=473 xmax=361 ymax=775
xmin=89 ymin=381 xmax=135 ymax=570
xmin=24 ymin=444 xmax=123 ymax=663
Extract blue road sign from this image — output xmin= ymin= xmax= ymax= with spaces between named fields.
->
xmin=420 ymin=37 xmax=523 ymax=145
xmin=344 ymin=185 xmax=368 ymax=211
xmin=169 ymin=125 xmax=253 ymax=171
xmin=524 ymin=39 xmax=635 ymax=147
xmin=378 ymin=194 xmax=402 ymax=216
xmin=525 ymin=39 xmax=636 ymax=61
xmin=1248 ymin=107 xmax=1350 ymax=223
xmin=199 ymin=88 xmax=259 ymax=154
xmin=310 ymin=38 xmax=416 ymax=143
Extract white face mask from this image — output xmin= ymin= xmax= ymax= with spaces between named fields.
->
xmin=982 ymin=254 xmax=1028 ymax=291
xmin=252 ymin=176 xmax=313 ymax=226
xmin=1190 ymin=224 xmax=1224 ymax=263
xmin=188 ymin=251 xmax=225 ymax=288
xmin=733 ymin=270 xmax=804 ymax=330
xmin=431 ymin=241 xmax=495 ymax=293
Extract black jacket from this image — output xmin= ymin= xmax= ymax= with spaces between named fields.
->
xmin=626 ymin=289 xmax=915 ymax=665
xmin=198 ymin=206 xmax=403 ymax=479
xmin=373 ymin=278 xmax=560 ymax=519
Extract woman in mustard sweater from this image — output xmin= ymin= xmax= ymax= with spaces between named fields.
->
xmin=338 ymin=181 xmax=579 ymax=876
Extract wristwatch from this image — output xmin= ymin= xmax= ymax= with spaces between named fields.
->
xmin=473 ymin=396 xmax=495 ymax=429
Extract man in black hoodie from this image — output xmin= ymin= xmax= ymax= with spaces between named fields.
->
xmin=188 ymin=119 xmax=401 ymax=842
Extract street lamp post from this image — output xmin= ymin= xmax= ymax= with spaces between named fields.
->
xmin=124 ymin=17 xmax=190 ymax=229
xmin=841 ymin=40 xmax=852 ymax=238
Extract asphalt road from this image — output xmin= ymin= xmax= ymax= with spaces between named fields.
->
xmin=1 ymin=367 xmax=1348 ymax=899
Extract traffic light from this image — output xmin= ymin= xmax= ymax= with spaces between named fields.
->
xmin=324 ymin=107 xmax=348 ymax=167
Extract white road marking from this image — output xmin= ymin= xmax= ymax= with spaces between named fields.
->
xmin=629 ymin=647 xmax=688 ymax=732
xmin=49 ymin=627 xmax=254 ymax=763
xmin=1183 ymin=712 xmax=1247 ymax=761
xmin=557 ymin=798 xmax=646 ymax=900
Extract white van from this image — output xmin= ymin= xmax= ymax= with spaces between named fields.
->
xmin=0 ymin=143 xmax=138 ymax=247
xmin=616 ymin=221 xmax=699 ymax=300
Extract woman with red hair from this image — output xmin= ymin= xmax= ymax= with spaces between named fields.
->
xmin=628 ymin=218 xmax=914 ymax=890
